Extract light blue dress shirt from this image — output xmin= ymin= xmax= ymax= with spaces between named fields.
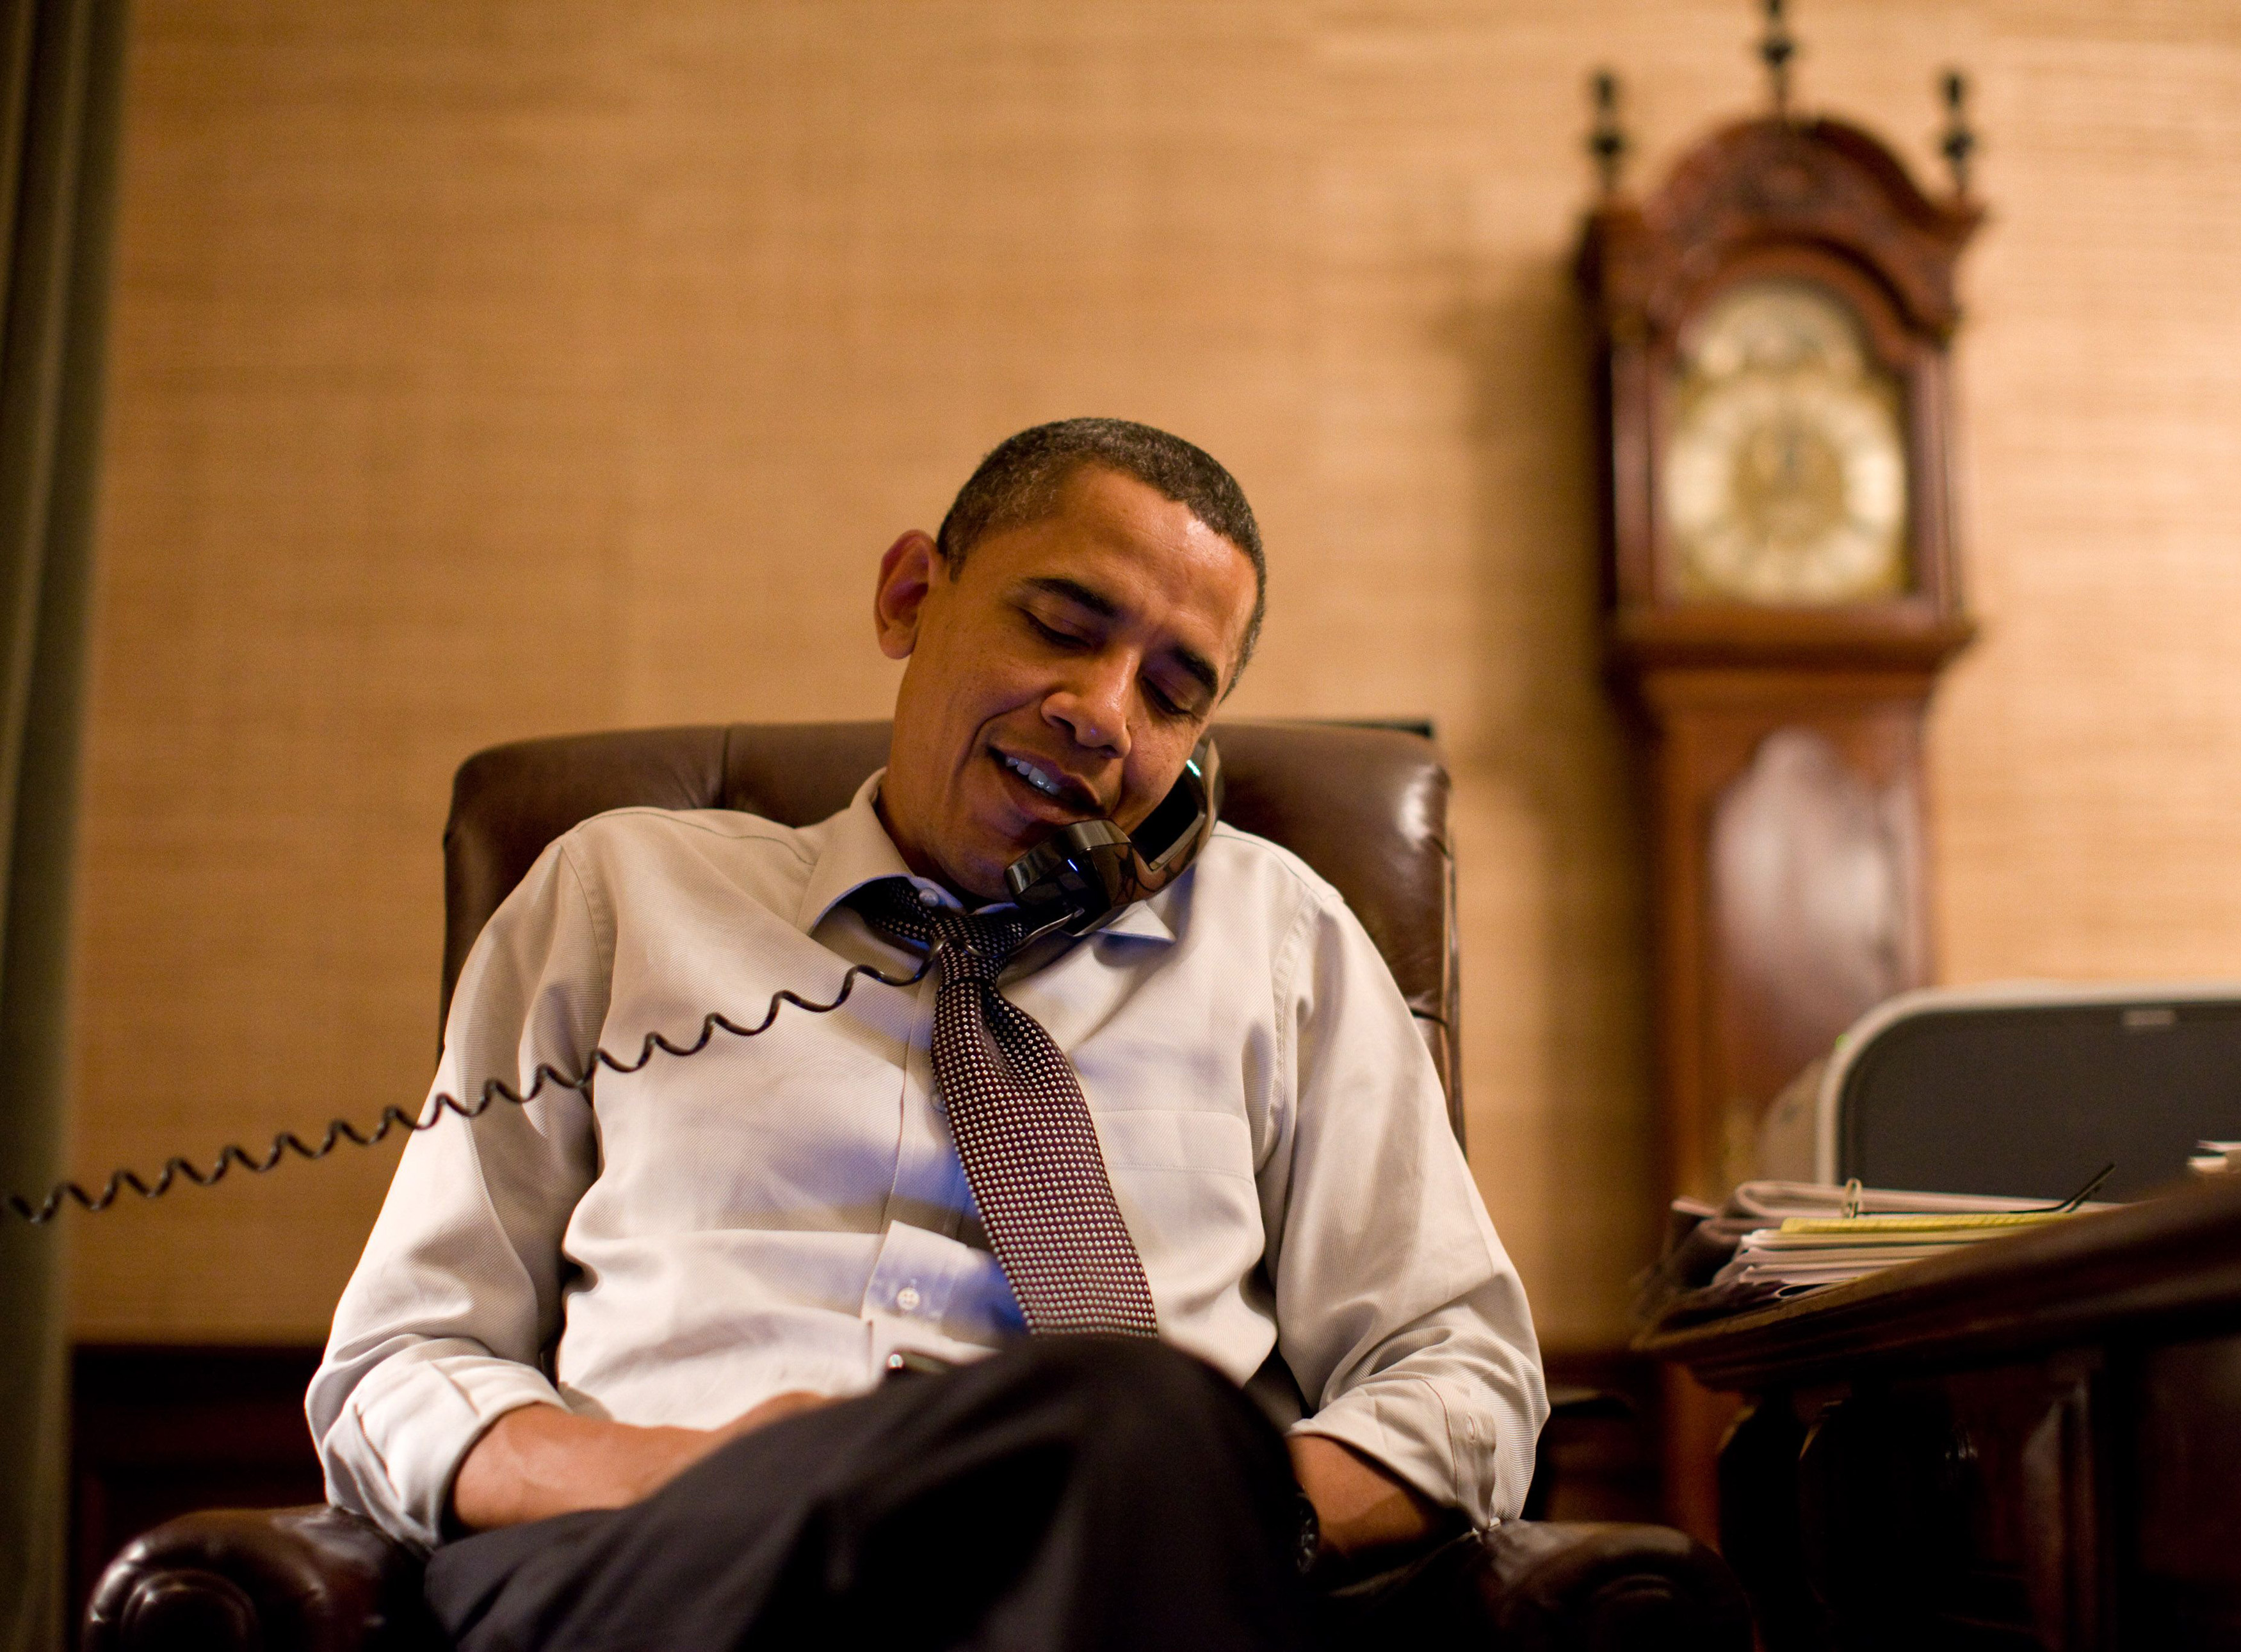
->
xmin=309 ymin=772 xmax=1546 ymax=1552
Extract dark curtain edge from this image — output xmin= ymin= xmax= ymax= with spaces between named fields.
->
xmin=0 ymin=1 xmax=127 ymax=1649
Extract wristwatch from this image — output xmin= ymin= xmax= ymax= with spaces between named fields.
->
xmin=1291 ymin=1489 xmax=1323 ymax=1578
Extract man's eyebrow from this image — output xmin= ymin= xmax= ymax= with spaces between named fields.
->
xmin=1021 ymin=575 xmax=1223 ymax=703
xmin=1021 ymin=576 xmax=1120 ymax=620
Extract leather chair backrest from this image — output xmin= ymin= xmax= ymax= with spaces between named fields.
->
xmin=442 ymin=720 xmax=1463 ymax=1142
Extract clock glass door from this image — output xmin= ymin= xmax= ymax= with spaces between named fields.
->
xmin=1663 ymin=279 xmax=1910 ymax=605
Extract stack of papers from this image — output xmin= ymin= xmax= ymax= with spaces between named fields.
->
xmin=1637 ymin=1179 xmax=2117 ymax=1330
xmin=1713 ymin=1207 xmax=2081 ymax=1292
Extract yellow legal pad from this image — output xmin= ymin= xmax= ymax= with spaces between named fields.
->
xmin=1778 ymin=1210 xmax=2077 ymax=1235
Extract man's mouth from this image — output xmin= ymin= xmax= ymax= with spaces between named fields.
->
xmin=1003 ymin=753 xmax=1064 ymax=797
xmin=993 ymin=749 xmax=1099 ymax=817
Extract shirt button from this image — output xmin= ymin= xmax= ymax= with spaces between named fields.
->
xmin=916 ymin=887 xmax=941 ymax=907
xmin=895 ymin=1285 xmax=923 ymax=1312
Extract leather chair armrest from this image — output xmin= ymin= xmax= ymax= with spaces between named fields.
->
xmin=83 ymin=1505 xmax=437 ymax=1652
xmin=1325 ymin=1519 xmax=1752 ymax=1651
xmin=1472 ymin=1521 xmax=1752 ymax=1649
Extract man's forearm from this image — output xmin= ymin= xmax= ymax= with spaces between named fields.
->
xmin=451 ymin=1395 xmax=1431 ymax=1551
xmin=449 ymin=1404 xmax=724 ymax=1530
xmin=451 ymin=1391 xmax=834 ymax=1531
xmin=1286 ymin=1433 xmax=1439 ymax=1560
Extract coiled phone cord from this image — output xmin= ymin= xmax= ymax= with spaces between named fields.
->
xmin=4 ymin=953 xmax=935 ymax=1226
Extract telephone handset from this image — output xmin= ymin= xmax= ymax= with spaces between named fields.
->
xmin=4 ymin=734 xmax=1224 ymax=1223
xmin=1005 ymin=729 xmax=1221 ymax=935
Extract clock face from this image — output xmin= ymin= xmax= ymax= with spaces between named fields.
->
xmin=1663 ymin=279 xmax=1910 ymax=605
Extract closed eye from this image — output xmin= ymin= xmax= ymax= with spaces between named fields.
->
xmin=1143 ymin=680 xmax=1191 ymax=721
xmin=1023 ymin=611 xmax=1091 ymax=649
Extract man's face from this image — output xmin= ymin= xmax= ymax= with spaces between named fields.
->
xmin=873 ymin=464 xmax=1258 ymax=900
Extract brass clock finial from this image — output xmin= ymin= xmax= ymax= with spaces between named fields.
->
xmin=1940 ymin=69 xmax=1977 ymax=197
xmin=1587 ymin=70 xmax=1630 ymax=196
xmin=1758 ymin=0 xmax=1797 ymax=118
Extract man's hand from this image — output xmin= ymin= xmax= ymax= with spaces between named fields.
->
xmin=1286 ymin=1434 xmax=1439 ymax=1563
xmin=450 ymin=1390 xmax=832 ymax=1532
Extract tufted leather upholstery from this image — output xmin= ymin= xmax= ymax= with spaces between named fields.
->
xmin=441 ymin=720 xmax=1464 ymax=1142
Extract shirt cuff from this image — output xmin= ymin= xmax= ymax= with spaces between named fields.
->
xmin=1287 ymin=1374 xmax=1509 ymax=1529
xmin=321 ymin=1345 xmax=563 ymax=1552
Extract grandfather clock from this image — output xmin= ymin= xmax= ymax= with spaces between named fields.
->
xmin=1576 ymin=8 xmax=1983 ymax=1534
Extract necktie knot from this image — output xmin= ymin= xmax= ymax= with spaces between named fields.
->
xmin=858 ymin=882 xmax=1030 ymax=980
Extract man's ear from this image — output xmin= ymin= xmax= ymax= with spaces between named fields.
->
xmin=873 ymin=530 xmax=939 ymax=661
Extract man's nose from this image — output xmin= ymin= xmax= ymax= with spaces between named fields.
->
xmin=1045 ymin=659 xmax=1133 ymax=757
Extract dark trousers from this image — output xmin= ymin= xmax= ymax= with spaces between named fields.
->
xmin=425 ymin=1337 xmax=1316 ymax=1652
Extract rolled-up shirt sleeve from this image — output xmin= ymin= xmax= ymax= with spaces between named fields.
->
xmin=307 ymin=838 xmax=610 ymax=1552
xmin=1266 ymin=882 xmax=1548 ymax=1528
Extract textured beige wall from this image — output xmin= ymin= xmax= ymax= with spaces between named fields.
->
xmin=63 ymin=1 xmax=2241 ymax=1350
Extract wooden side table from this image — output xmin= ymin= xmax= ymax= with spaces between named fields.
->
xmin=1639 ymin=1176 xmax=2241 ymax=1650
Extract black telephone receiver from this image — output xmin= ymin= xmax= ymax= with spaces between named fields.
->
xmin=1003 ymin=731 xmax=1221 ymax=935
xmin=5 ymin=733 xmax=1226 ymax=1223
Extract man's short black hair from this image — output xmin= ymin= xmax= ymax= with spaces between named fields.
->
xmin=935 ymin=418 xmax=1266 ymax=680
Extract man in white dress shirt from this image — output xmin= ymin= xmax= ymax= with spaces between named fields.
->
xmin=310 ymin=419 xmax=1546 ymax=1650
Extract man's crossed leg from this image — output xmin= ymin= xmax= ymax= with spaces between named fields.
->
xmin=426 ymin=1338 xmax=1316 ymax=1652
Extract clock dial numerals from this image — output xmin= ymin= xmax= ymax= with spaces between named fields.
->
xmin=1663 ymin=280 xmax=1911 ymax=605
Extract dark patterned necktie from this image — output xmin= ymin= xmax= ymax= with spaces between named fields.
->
xmin=855 ymin=879 xmax=1158 ymax=1338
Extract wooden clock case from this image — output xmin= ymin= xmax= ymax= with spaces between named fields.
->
xmin=1577 ymin=113 xmax=1982 ymax=1533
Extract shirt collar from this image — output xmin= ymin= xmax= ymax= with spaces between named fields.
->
xmin=796 ymin=769 xmax=1174 ymax=944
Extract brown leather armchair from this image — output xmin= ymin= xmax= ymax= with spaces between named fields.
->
xmin=85 ymin=722 xmax=1749 ymax=1651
